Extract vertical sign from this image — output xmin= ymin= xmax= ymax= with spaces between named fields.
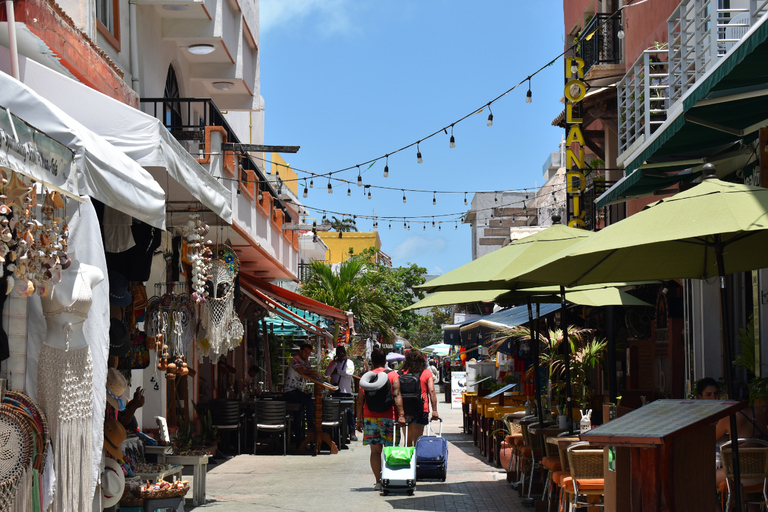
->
xmin=451 ymin=371 xmax=466 ymax=409
xmin=565 ymin=57 xmax=586 ymax=228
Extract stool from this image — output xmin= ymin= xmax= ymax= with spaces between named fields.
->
xmin=143 ymin=496 xmax=184 ymax=512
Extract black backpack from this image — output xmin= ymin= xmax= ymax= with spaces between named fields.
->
xmin=398 ymin=370 xmax=424 ymax=416
xmin=365 ymin=370 xmax=394 ymax=412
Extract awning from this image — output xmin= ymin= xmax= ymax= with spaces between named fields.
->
xmin=0 ymin=71 xmax=166 ymax=228
xmin=600 ymin=14 xmax=768 ymax=208
xmin=5 ymin=53 xmax=233 ymax=224
xmin=459 ymin=303 xmax=562 ymax=347
xmin=240 ymin=283 xmax=330 ymax=339
xmin=403 ymin=289 xmax=510 ymax=311
xmin=595 ymin=168 xmax=699 ymax=207
xmin=240 ymin=273 xmax=353 ymax=325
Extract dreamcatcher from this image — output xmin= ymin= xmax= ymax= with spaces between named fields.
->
xmin=198 ymin=246 xmax=243 ymax=360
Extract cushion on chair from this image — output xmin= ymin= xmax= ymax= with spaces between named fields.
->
xmin=562 ymin=476 xmax=605 ymax=492
xmin=519 ymin=445 xmax=532 ymax=458
xmin=552 ymin=470 xmax=570 ymax=487
xmin=542 ymin=456 xmax=562 ymax=471
xmin=513 ymin=436 xmax=525 ymax=447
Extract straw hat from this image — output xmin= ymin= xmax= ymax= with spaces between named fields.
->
xmin=103 ymin=418 xmax=126 ymax=460
xmin=102 ymin=458 xmax=125 ymax=508
xmin=106 ymin=368 xmax=127 ymax=411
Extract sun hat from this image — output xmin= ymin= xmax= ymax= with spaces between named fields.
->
xmin=102 ymin=458 xmax=125 ymax=508
xmin=108 ymin=270 xmax=132 ymax=307
xmin=103 ymin=418 xmax=126 ymax=459
xmin=109 ymin=318 xmax=131 ymax=358
xmin=106 ymin=368 xmax=128 ymax=411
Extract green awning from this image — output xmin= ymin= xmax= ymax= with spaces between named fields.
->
xmin=596 ymin=168 xmax=699 ymax=208
xmin=403 ymin=289 xmax=509 ymax=311
xmin=602 ymin=14 xmax=768 ymax=207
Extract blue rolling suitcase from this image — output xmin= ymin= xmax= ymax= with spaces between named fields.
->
xmin=415 ymin=418 xmax=447 ymax=481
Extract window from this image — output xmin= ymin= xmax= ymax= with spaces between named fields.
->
xmin=96 ymin=0 xmax=120 ymax=51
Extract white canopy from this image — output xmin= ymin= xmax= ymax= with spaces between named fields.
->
xmin=0 ymin=70 xmax=166 ymax=228
xmin=12 ymin=55 xmax=233 ymax=224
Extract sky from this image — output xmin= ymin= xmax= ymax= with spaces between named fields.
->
xmin=259 ymin=1 xmax=567 ymax=276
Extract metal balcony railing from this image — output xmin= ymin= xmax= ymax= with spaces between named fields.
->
xmin=580 ymin=13 xmax=623 ymax=74
xmin=667 ymin=0 xmax=767 ymax=105
xmin=618 ymin=50 xmax=670 ymax=155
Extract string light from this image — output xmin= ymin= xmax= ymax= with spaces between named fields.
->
xmin=303 ymin=179 xmax=308 ymax=198
xmin=416 ymin=142 xmax=423 ymax=164
xmin=432 ymin=217 xmax=435 ymax=228
xmin=464 ymin=192 xmax=468 ymax=206
xmin=455 ymin=221 xmax=458 ymax=230
xmin=403 ymin=190 xmax=407 ymax=204
xmin=347 ymin=185 xmax=351 ymax=196
xmin=309 ymin=177 xmax=314 ymax=188
xmin=439 ymin=223 xmax=442 ymax=231
xmin=383 ymin=155 xmax=389 ymax=178
xmin=403 ymin=218 xmax=407 ymax=229
xmin=322 ymin=212 xmax=328 ymax=224
xmin=389 ymin=222 xmax=392 ymax=230
xmin=432 ymin=192 xmax=437 ymax=206
xmin=526 ymin=78 xmax=532 ymax=104
xmin=494 ymin=192 xmax=498 ymax=203
xmin=486 ymin=104 xmax=493 ymax=127
xmin=327 ymin=178 xmax=333 ymax=194
xmin=618 ymin=21 xmax=625 ymax=40
xmin=449 ymin=125 xmax=456 ymax=149
xmin=368 ymin=187 xmax=372 ymax=200
xmin=423 ymin=224 xmax=426 ymax=231
xmin=357 ymin=166 xmax=363 ymax=187
xmin=258 ymin=189 xmax=263 ymax=201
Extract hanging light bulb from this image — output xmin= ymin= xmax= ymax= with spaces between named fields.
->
xmin=464 ymin=192 xmax=468 ymax=206
xmin=322 ymin=212 xmax=328 ymax=224
xmin=486 ymin=104 xmax=494 ymax=127
xmin=357 ymin=166 xmax=363 ymax=187
xmin=258 ymin=190 xmax=263 ymax=201
xmin=432 ymin=192 xmax=437 ymax=206
xmin=455 ymin=221 xmax=458 ymax=230
xmin=402 ymin=190 xmax=407 ymax=204
xmin=408 ymin=223 xmax=411 ymax=231
xmin=416 ymin=142 xmax=423 ymax=164
xmin=494 ymin=192 xmax=498 ymax=203
xmin=383 ymin=155 xmax=389 ymax=178
xmin=439 ymin=224 xmax=442 ymax=231
xmin=327 ymin=179 xmax=333 ymax=194
xmin=526 ymin=78 xmax=532 ymax=104
xmin=309 ymin=177 xmax=314 ymax=188
xmin=303 ymin=180 xmax=308 ymax=198
xmin=423 ymin=224 xmax=426 ymax=231
xmin=368 ymin=189 xmax=372 ymax=200
xmin=449 ymin=125 xmax=455 ymax=149
xmin=389 ymin=222 xmax=392 ymax=230
xmin=617 ymin=24 xmax=625 ymax=40
xmin=347 ymin=185 xmax=351 ymax=196
xmin=570 ymin=59 xmax=579 ymax=75
xmin=432 ymin=217 xmax=435 ymax=228
xmin=403 ymin=219 xmax=407 ymax=229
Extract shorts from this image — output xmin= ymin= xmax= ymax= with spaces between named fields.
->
xmin=405 ymin=411 xmax=430 ymax=426
xmin=363 ymin=417 xmax=394 ymax=446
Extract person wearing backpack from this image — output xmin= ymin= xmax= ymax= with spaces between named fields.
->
xmin=356 ymin=347 xmax=406 ymax=491
xmin=399 ymin=349 xmax=439 ymax=446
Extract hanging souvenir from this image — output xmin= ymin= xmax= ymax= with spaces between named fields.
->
xmin=198 ymin=245 xmax=243 ymax=360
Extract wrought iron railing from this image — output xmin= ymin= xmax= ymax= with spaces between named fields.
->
xmin=580 ymin=13 xmax=623 ymax=74
xmin=584 ymin=178 xmax=616 ymax=231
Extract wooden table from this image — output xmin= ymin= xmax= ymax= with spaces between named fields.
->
xmin=167 ymin=455 xmax=209 ymax=506
xmin=144 ymin=445 xmax=174 ymax=464
xmin=297 ymin=376 xmax=339 ymax=455
xmin=580 ymin=399 xmax=744 ymax=512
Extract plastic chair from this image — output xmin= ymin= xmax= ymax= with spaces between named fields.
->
xmin=209 ymin=399 xmax=242 ymax=455
xmin=321 ymin=399 xmax=342 ymax=451
xmin=562 ymin=441 xmax=605 ymax=511
xmin=719 ymin=438 xmax=768 ymax=512
xmin=255 ymin=400 xmax=288 ymax=456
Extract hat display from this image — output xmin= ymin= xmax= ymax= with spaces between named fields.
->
xmin=103 ymin=418 xmax=126 ymax=459
xmin=106 ymin=368 xmax=127 ymax=411
xmin=109 ymin=318 xmax=131 ymax=358
xmin=102 ymin=458 xmax=125 ymax=508
xmin=109 ymin=270 xmax=132 ymax=307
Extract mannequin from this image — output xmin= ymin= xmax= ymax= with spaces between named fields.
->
xmin=37 ymin=253 xmax=103 ymax=512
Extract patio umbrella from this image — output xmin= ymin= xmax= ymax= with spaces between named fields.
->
xmin=420 ymin=343 xmax=452 ymax=357
xmin=512 ymin=167 xmax=768 ymax=509
xmin=386 ymin=352 xmax=405 ymax=362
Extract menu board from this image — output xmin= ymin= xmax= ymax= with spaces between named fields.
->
xmin=581 ymin=399 xmax=744 ymax=446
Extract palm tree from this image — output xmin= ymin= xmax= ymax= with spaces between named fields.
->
xmin=300 ymin=255 xmax=398 ymax=343
xmin=328 ymin=216 xmax=358 ymax=232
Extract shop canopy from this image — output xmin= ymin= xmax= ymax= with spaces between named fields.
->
xmin=459 ymin=303 xmax=562 ymax=347
xmin=263 ymin=305 xmax=330 ymax=338
xmin=597 ymin=13 xmax=768 ymax=208
xmin=0 ymin=71 xmax=166 ymax=228
xmin=6 ymin=53 xmax=233 ymax=224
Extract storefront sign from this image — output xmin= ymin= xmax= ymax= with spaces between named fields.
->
xmin=565 ymin=57 xmax=586 ymax=228
xmin=451 ymin=371 xmax=466 ymax=409
xmin=0 ymin=107 xmax=78 ymax=197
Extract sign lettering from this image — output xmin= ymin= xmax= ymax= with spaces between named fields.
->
xmin=565 ymin=58 xmax=586 ymax=229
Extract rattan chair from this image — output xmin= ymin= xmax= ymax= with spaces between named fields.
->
xmin=562 ymin=441 xmax=605 ymax=510
xmin=719 ymin=438 xmax=768 ymax=512
xmin=255 ymin=400 xmax=288 ymax=456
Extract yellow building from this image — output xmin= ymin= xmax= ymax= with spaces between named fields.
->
xmin=270 ymin=152 xmax=298 ymax=196
xmin=318 ymin=231 xmax=391 ymax=265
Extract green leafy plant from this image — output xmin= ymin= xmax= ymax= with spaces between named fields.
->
xmin=193 ymin=401 xmax=219 ymax=444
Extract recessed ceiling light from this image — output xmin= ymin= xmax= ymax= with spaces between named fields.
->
xmin=212 ymin=81 xmax=235 ymax=91
xmin=162 ymin=4 xmax=189 ymax=11
xmin=188 ymin=44 xmax=215 ymax=55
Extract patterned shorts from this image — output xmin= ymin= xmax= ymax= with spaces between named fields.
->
xmin=363 ymin=417 xmax=394 ymax=446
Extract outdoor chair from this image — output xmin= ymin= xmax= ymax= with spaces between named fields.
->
xmin=560 ymin=441 xmax=605 ymax=511
xmin=525 ymin=421 xmax=556 ymax=500
xmin=719 ymin=438 xmax=768 ymax=512
xmin=321 ymin=398 xmax=342 ymax=451
xmin=210 ymin=399 xmax=243 ymax=455
xmin=255 ymin=399 xmax=288 ymax=456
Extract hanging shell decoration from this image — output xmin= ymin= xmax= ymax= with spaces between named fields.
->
xmin=182 ymin=213 xmax=212 ymax=303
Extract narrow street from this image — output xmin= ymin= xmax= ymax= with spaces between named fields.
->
xmin=191 ymin=403 xmax=526 ymax=512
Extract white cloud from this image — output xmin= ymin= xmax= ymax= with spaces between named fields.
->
xmin=260 ymin=0 xmax=358 ymax=36
xmin=390 ymin=235 xmax=448 ymax=266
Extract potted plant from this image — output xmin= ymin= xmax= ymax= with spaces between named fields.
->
xmin=191 ymin=401 xmax=219 ymax=454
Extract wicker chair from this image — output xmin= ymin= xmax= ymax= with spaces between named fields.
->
xmin=562 ymin=441 xmax=605 ymax=510
xmin=719 ymin=438 xmax=768 ymax=512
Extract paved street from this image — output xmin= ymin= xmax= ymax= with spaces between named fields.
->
xmin=189 ymin=398 xmax=527 ymax=511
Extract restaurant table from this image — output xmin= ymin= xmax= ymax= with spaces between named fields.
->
xmin=580 ymin=399 xmax=744 ymax=512
xmin=167 ymin=454 xmax=209 ymax=506
xmin=298 ymin=376 xmax=339 ymax=455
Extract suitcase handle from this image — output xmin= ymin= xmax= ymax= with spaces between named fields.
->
xmin=427 ymin=417 xmax=442 ymax=437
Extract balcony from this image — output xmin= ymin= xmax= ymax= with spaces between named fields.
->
xmin=667 ymin=0 xmax=767 ymax=105
xmin=617 ymin=49 xmax=670 ymax=156
xmin=580 ymin=13 xmax=623 ymax=75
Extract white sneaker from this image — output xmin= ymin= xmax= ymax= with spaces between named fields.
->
xmin=374 ymin=483 xmax=382 ymax=491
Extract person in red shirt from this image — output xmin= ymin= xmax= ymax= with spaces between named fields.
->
xmin=356 ymin=347 xmax=405 ymax=491
xmin=400 ymin=349 xmax=439 ymax=446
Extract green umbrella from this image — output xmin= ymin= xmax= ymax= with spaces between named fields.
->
xmin=402 ymin=289 xmax=510 ymax=311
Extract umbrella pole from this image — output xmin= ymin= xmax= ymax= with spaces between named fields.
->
xmin=607 ymin=305 xmax=617 ymax=403
xmin=716 ymin=241 xmax=743 ymax=512
xmin=528 ymin=298 xmax=545 ymax=430
xmin=561 ymin=286 xmax=573 ymax=435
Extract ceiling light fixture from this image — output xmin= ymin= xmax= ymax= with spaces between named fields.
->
xmin=188 ymin=44 xmax=215 ymax=55
xmin=212 ymin=81 xmax=235 ymax=91
xmin=162 ymin=4 xmax=189 ymax=11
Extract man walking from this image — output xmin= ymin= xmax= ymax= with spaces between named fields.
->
xmin=283 ymin=343 xmax=321 ymax=445
xmin=356 ymin=348 xmax=406 ymax=491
